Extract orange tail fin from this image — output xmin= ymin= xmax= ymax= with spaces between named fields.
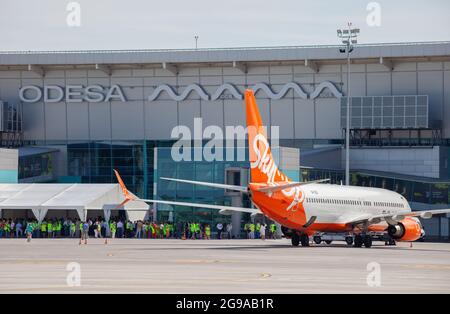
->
xmin=113 ymin=169 xmax=134 ymax=201
xmin=245 ymin=90 xmax=288 ymax=184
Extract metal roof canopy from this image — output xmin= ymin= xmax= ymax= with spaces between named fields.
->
xmin=0 ymin=183 xmax=149 ymax=222
xmin=0 ymin=41 xmax=449 ymax=70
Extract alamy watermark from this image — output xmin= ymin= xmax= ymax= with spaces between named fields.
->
xmin=66 ymin=2 xmax=81 ymax=27
xmin=366 ymin=262 xmax=381 ymax=287
xmin=170 ymin=118 xmax=279 ymax=162
xmin=66 ymin=262 xmax=81 ymax=287
xmin=366 ymin=2 xmax=381 ymax=27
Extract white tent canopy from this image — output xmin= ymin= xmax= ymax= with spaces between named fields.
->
xmin=0 ymin=183 xmax=150 ymax=222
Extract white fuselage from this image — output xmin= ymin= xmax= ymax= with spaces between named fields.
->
xmin=301 ymin=184 xmax=411 ymax=224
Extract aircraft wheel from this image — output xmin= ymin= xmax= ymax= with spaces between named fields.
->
xmin=363 ymin=236 xmax=372 ymax=248
xmin=300 ymin=234 xmax=310 ymax=247
xmin=313 ymin=235 xmax=322 ymax=244
xmin=389 ymin=238 xmax=396 ymax=246
xmin=291 ymin=234 xmax=300 ymax=247
xmin=325 ymin=240 xmax=332 ymax=245
xmin=345 ymin=236 xmax=353 ymax=246
xmin=354 ymin=235 xmax=363 ymax=248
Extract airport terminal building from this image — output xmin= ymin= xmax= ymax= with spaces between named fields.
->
xmin=0 ymin=41 xmax=450 ymax=239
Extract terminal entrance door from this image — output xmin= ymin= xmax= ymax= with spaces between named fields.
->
xmin=225 ymin=167 xmax=248 ymax=238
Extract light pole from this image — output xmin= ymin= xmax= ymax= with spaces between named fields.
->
xmin=337 ymin=23 xmax=359 ymax=186
xmin=194 ymin=35 xmax=199 ymax=49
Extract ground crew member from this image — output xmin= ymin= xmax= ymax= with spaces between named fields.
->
xmin=150 ymin=223 xmax=155 ymax=238
xmin=126 ymin=221 xmax=133 ymax=238
xmin=40 ymin=220 xmax=47 ymax=238
xmin=110 ymin=221 xmax=116 ymax=239
xmin=25 ymin=222 xmax=34 ymax=242
xmin=205 ymin=224 xmax=211 ymax=240
xmin=270 ymin=223 xmax=277 ymax=239
xmin=166 ymin=224 xmax=171 ymax=238
xmin=195 ymin=223 xmax=201 ymax=239
xmin=79 ymin=221 xmax=83 ymax=238
xmin=4 ymin=221 xmax=11 ymax=238
xmin=244 ymin=223 xmax=249 ymax=239
xmin=97 ymin=223 xmax=102 ymax=238
xmin=56 ymin=220 xmax=62 ymax=238
xmin=256 ymin=222 xmax=261 ymax=239
xmin=249 ymin=223 xmax=255 ymax=239
xmin=47 ymin=221 xmax=53 ymax=238
xmin=79 ymin=221 xmax=89 ymax=245
xmin=33 ymin=221 xmax=38 ymax=238
xmin=70 ymin=222 xmax=76 ymax=238
xmin=190 ymin=222 xmax=196 ymax=239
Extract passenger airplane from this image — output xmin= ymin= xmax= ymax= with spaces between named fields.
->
xmin=114 ymin=89 xmax=450 ymax=248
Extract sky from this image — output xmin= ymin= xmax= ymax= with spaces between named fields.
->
xmin=0 ymin=0 xmax=449 ymax=51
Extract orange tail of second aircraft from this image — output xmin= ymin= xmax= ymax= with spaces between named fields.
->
xmin=113 ymin=169 xmax=135 ymax=208
xmin=245 ymin=89 xmax=289 ymax=184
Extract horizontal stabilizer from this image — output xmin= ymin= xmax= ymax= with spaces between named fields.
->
xmin=255 ymin=178 xmax=330 ymax=193
xmin=160 ymin=177 xmax=248 ymax=193
xmin=137 ymin=198 xmax=261 ymax=215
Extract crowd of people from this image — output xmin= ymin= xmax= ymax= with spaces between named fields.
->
xmin=0 ymin=218 xmax=278 ymax=241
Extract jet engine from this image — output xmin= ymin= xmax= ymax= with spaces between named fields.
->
xmin=387 ymin=217 xmax=423 ymax=242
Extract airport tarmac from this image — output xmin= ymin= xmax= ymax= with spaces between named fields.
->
xmin=0 ymin=238 xmax=449 ymax=294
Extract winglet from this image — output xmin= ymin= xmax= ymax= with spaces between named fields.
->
xmin=113 ymin=169 xmax=134 ymax=201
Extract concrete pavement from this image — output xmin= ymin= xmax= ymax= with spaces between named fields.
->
xmin=0 ymin=238 xmax=449 ymax=293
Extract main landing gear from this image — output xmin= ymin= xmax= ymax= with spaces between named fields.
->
xmin=354 ymin=234 xmax=372 ymax=248
xmin=291 ymin=233 xmax=310 ymax=247
xmin=312 ymin=235 xmax=332 ymax=245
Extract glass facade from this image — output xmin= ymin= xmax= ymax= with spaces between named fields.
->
xmin=302 ymin=167 xmax=450 ymax=205
xmin=67 ymin=141 xmax=149 ymax=198
xmin=155 ymin=146 xmax=252 ymax=227
xmin=18 ymin=153 xmax=53 ymax=180
xmin=341 ymin=95 xmax=429 ymax=129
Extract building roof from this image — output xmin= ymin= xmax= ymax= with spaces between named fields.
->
xmin=0 ymin=183 xmax=149 ymax=211
xmin=18 ymin=146 xmax=58 ymax=158
xmin=1 ymin=41 xmax=449 ymax=66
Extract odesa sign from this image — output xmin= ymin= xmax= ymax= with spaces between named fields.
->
xmin=19 ymin=85 xmax=127 ymax=103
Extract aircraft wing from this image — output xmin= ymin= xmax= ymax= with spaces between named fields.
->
xmin=345 ymin=208 xmax=450 ymax=226
xmin=160 ymin=177 xmax=248 ymax=193
xmin=136 ymin=198 xmax=262 ymax=215
xmin=255 ymin=178 xmax=330 ymax=193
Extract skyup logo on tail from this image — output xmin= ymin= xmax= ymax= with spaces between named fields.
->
xmin=245 ymin=90 xmax=305 ymax=212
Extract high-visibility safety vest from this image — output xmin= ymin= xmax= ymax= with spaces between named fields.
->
xmin=57 ymin=222 xmax=62 ymax=231
xmin=4 ymin=223 xmax=11 ymax=232
xmin=71 ymin=224 xmax=76 ymax=232
xmin=110 ymin=222 xmax=116 ymax=232
xmin=41 ymin=222 xmax=47 ymax=232
xmin=47 ymin=223 xmax=53 ymax=232
xmin=256 ymin=223 xmax=261 ymax=231
xmin=244 ymin=224 xmax=248 ymax=231
xmin=270 ymin=224 xmax=276 ymax=232
xmin=189 ymin=224 xmax=195 ymax=233
xmin=205 ymin=226 xmax=211 ymax=236
xmin=79 ymin=223 xmax=83 ymax=231
xmin=249 ymin=224 xmax=255 ymax=232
